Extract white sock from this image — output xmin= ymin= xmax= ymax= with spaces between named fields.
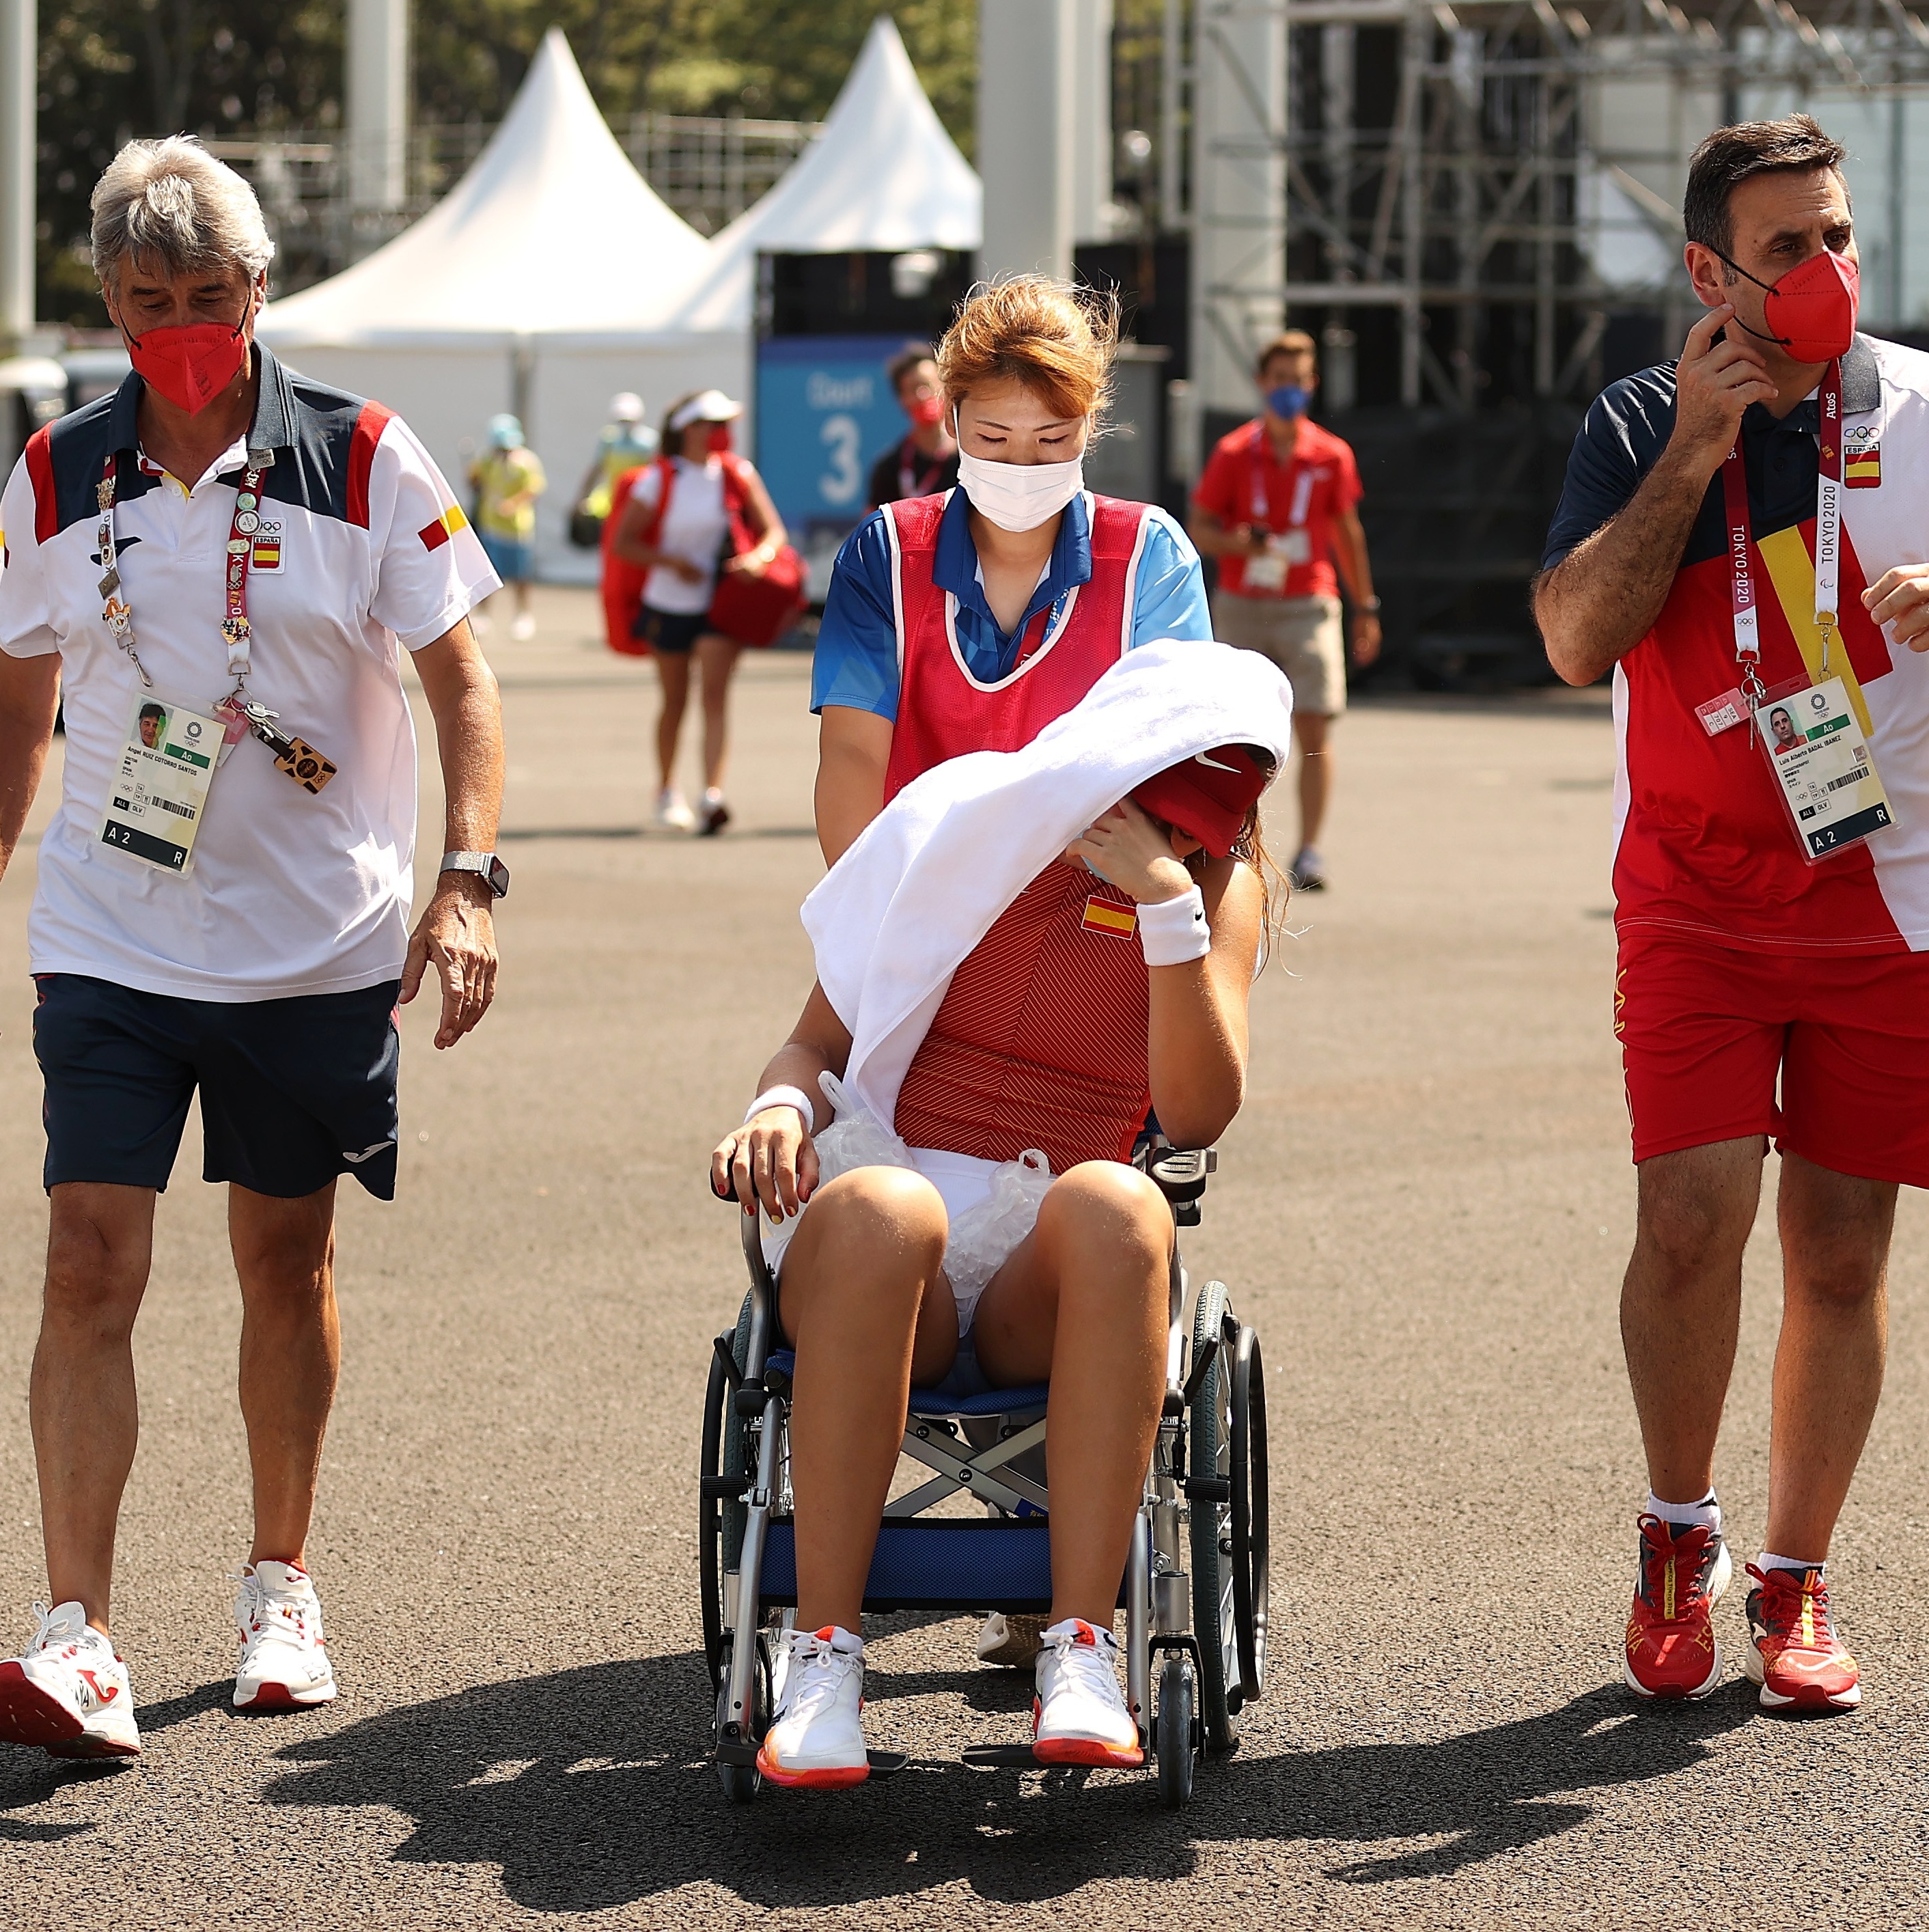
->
xmin=1755 ymin=1551 xmax=1823 ymax=1578
xmin=704 ymin=786 xmax=725 ymax=805
xmin=796 ymin=1623 xmax=864 ymax=1655
xmin=1646 ymin=1489 xmax=1720 ymax=1532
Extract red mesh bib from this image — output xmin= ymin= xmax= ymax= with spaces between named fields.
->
xmin=882 ymin=492 xmax=1152 ymax=800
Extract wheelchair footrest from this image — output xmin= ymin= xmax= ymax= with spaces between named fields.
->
xmin=715 ymin=1737 xmax=760 ymax=1767
xmin=961 ymin=1743 xmax=1047 ymax=1769
xmin=866 ymin=1750 xmax=908 ymax=1776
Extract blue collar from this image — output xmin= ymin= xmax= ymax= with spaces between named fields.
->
xmin=105 ymin=342 xmax=292 ymax=469
xmin=932 ymin=488 xmax=1094 ymax=641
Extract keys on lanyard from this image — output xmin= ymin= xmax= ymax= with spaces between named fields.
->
xmin=231 ymin=697 xmax=339 ymax=795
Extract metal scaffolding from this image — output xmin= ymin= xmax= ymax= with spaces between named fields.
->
xmin=1152 ymin=0 xmax=1929 ymax=669
xmin=1172 ymin=0 xmax=1929 ymax=415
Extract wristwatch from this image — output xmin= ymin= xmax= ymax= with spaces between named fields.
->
xmin=440 ymin=851 xmax=510 ymax=900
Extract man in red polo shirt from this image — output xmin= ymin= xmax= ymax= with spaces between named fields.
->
xmin=1191 ymin=330 xmax=1381 ymax=889
xmin=1536 ymin=115 xmax=1929 ymax=1715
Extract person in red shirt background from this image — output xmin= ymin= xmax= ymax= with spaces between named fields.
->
xmin=866 ymin=344 xmax=960 ymax=510
xmin=1190 ymin=330 xmax=1381 ymax=889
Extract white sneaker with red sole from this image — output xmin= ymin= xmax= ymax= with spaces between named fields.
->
xmin=0 ymin=1601 xmax=140 ymax=1759
xmin=1033 ymin=1618 xmax=1143 ymax=1767
xmin=234 ymin=1561 xmax=336 ymax=1711
xmin=756 ymin=1625 xmax=869 ymax=1789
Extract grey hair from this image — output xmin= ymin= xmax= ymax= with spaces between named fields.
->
xmin=90 ymin=136 xmax=275 ymax=290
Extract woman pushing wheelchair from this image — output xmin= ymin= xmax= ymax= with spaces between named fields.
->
xmin=712 ymin=636 xmax=1292 ymax=1788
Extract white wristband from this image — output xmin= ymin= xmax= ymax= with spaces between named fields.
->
xmin=744 ymin=1084 xmax=816 ymax=1133
xmin=1137 ymin=885 xmax=1210 ymax=967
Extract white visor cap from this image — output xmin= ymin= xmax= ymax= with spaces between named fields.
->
xmin=667 ymin=388 xmax=745 ymax=433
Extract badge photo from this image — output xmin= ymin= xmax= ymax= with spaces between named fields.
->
xmin=99 ymin=691 xmax=223 ymax=875
xmin=1753 ymin=676 xmax=1895 ymax=864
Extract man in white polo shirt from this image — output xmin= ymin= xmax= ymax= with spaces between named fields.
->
xmin=0 ymin=137 xmax=506 ymax=1761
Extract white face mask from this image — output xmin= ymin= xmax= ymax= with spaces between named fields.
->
xmin=954 ymin=415 xmax=1088 ymax=532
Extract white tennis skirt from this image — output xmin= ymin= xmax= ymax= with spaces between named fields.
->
xmin=760 ymin=1139 xmax=1053 ymax=1336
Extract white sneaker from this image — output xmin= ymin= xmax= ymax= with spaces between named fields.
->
xmin=654 ymin=787 xmax=696 ymax=831
xmin=977 ymin=1612 xmax=1047 ymax=1668
xmin=1033 ymin=1618 xmax=1142 ymax=1767
xmin=756 ymin=1625 xmax=869 ymax=1788
xmin=0 ymin=1601 xmax=140 ymax=1758
xmin=233 ymin=1560 xmax=337 ymax=1711
xmin=510 ymin=611 xmax=536 ymax=641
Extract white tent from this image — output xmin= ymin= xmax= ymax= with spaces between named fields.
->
xmin=259 ymin=29 xmax=740 ymax=580
xmin=669 ymin=16 xmax=982 ymax=333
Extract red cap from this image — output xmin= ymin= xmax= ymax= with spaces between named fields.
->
xmin=1130 ymin=745 xmax=1273 ymax=857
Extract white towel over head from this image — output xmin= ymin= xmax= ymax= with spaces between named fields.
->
xmin=802 ymin=637 xmax=1294 ymax=1131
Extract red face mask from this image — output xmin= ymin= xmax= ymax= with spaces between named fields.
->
xmin=1716 ymin=245 xmax=1860 ymax=364
xmin=906 ymin=390 xmax=946 ymax=428
xmin=124 ymin=318 xmax=251 ymax=415
xmin=704 ymin=424 xmax=734 ymax=455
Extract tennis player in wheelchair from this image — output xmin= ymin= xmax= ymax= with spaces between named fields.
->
xmin=711 ymin=650 xmax=1286 ymax=1789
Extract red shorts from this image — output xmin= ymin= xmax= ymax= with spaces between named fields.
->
xmin=1615 ymin=929 xmax=1929 ymax=1185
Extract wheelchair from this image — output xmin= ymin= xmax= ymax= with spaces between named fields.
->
xmin=699 ymin=1142 xmax=1271 ymax=1808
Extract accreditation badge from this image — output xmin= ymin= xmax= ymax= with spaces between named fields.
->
xmin=1755 ymin=677 xmax=1895 ymax=863
xmin=98 ymin=691 xmax=221 ymax=874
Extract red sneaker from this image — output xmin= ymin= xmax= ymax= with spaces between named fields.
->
xmin=1743 ymin=1565 xmax=1861 ymax=1711
xmin=1623 ymin=1513 xmax=1732 ymax=1700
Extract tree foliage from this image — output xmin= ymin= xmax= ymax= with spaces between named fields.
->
xmin=39 ymin=0 xmax=342 ymax=322
xmin=36 ymin=0 xmax=976 ymax=327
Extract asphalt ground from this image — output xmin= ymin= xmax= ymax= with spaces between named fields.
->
xmin=1 ymin=585 xmax=1926 ymax=1929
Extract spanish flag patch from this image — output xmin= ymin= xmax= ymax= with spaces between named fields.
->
xmin=1846 ymin=443 xmax=1881 ymax=487
xmin=417 ymin=503 xmax=470 ymax=551
xmin=1082 ymin=897 xmax=1138 ymax=939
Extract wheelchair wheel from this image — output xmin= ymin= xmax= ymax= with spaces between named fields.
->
xmin=699 ymin=1299 xmax=756 ymax=1685
xmin=1187 ymin=1281 xmax=1243 ymax=1751
xmin=1230 ymin=1324 xmax=1270 ymax=1702
xmin=1154 ymin=1652 xmax=1196 ymax=1808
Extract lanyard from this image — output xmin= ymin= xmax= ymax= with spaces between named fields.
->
xmin=898 ymin=438 xmax=948 ymax=501
xmin=1719 ymin=359 xmax=1843 ymax=710
xmin=1248 ymin=435 xmax=1315 ymax=527
xmin=98 ymin=451 xmax=264 ymax=696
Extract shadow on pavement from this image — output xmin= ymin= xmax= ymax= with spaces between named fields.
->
xmin=0 ymin=1679 xmax=235 ymax=1838
xmin=258 ymin=1654 xmax=1760 ymax=1912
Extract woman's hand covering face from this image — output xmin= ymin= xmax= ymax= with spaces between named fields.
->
xmin=1064 ymin=798 xmax=1199 ymax=905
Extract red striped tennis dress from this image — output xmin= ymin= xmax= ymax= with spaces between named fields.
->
xmin=893 ymin=864 xmax=1152 ymax=1175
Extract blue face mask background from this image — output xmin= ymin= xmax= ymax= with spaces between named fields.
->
xmin=1266 ymin=384 xmax=1309 ymax=419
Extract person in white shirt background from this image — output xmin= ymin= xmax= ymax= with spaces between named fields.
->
xmin=0 ymin=136 xmax=506 ymax=1762
xmin=608 ymin=389 xmax=788 ymax=836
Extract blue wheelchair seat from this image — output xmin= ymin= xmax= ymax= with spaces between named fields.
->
xmin=764 ymin=1349 xmax=1051 ymax=1420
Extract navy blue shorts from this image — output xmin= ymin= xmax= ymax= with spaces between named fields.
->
xmin=32 ymin=974 xmax=402 ymax=1200
xmin=632 ymin=605 xmax=710 ymax=654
